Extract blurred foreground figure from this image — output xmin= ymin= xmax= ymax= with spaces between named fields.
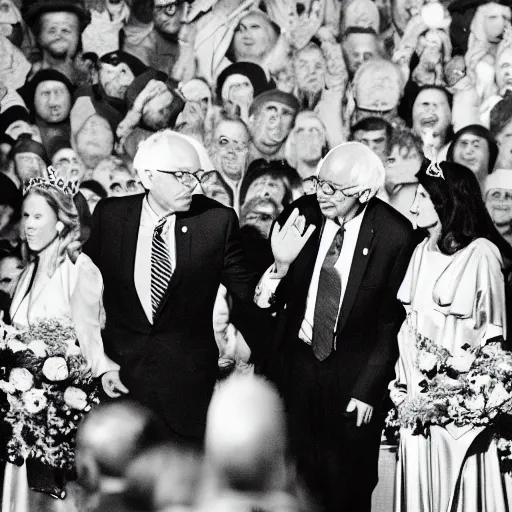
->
xmin=199 ymin=374 xmax=313 ymax=512
xmin=75 ymin=400 xmax=168 ymax=512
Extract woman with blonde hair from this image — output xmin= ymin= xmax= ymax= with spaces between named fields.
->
xmin=3 ymin=170 xmax=127 ymax=511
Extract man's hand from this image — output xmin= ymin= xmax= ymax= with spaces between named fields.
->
xmin=101 ymin=371 xmax=129 ymax=398
xmin=346 ymin=398 xmax=373 ymax=427
xmin=271 ymin=208 xmax=316 ymax=277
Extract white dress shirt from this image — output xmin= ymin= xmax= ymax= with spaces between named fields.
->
xmin=255 ymin=208 xmax=366 ymax=345
xmin=134 ymin=197 xmax=176 ymax=324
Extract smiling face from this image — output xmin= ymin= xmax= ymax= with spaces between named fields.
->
xmin=39 ymin=12 xmax=80 ymax=59
xmin=452 ymin=133 xmax=490 ymax=180
xmin=250 ymin=101 xmax=295 ymax=154
xmin=412 ymin=88 xmax=451 ymax=140
xmin=232 ymin=13 xmax=277 ymax=62
xmin=409 ymin=183 xmax=440 ymax=230
xmin=211 ymin=120 xmax=249 ymax=182
xmin=22 ymin=193 xmax=58 ymax=253
xmin=485 ymin=187 xmax=512 ymax=229
xmin=99 ymin=62 xmax=135 ymax=100
xmin=294 ymin=46 xmax=326 ymax=95
xmin=34 ymin=80 xmax=71 ymax=124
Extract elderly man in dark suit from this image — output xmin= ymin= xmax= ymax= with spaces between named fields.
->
xmin=255 ymin=142 xmax=416 ymax=512
xmin=84 ymin=130 xmax=260 ymax=443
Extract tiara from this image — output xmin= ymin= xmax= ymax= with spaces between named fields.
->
xmin=23 ymin=166 xmax=80 ymax=197
xmin=425 ymin=160 xmax=445 ymax=179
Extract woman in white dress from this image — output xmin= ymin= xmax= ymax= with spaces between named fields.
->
xmin=2 ymin=176 xmax=128 ymax=512
xmin=390 ymin=160 xmax=512 ymax=512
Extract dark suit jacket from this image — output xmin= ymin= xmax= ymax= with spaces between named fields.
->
xmin=83 ymin=194 xmax=259 ymax=439
xmin=268 ymin=195 xmax=416 ymax=409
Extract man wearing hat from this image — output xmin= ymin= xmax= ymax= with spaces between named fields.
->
xmin=22 ymin=0 xmax=91 ymax=83
xmin=18 ymin=69 xmax=75 ymax=152
xmin=248 ymin=90 xmax=300 ymax=164
xmin=123 ymin=0 xmax=193 ymax=80
xmin=9 ymin=133 xmax=49 ymax=188
xmin=72 ymin=50 xmax=148 ymax=133
xmin=484 ymin=168 xmax=512 ymax=248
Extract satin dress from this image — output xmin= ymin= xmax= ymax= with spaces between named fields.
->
xmin=390 ymin=238 xmax=510 ymax=512
xmin=2 ymin=252 xmax=118 ymax=512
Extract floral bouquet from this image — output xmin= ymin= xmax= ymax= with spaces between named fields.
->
xmin=385 ymin=330 xmax=512 ymax=474
xmin=0 ymin=318 xmax=101 ymax=472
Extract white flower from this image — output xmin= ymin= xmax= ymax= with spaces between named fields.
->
xmin=23 ymin=389 xmax=47 ymax=414
xmin=487 ymin=382 xmax=511 ymax=409
xmin=498 ymin=360 xmax=512 ymax=373
xmin=469 ymin=374 xmax=492 ymax=391
xmin=0 ymin=379 xmax=15 ymax=394
xmin=481 ymin=343 xmax=501 ymax=357
xmin=9 ymin=368 xmax=33 ymax=392
xmin=464 ymin=394 xmax=485 ymax=412
xmin=447 ymin=353 xmax=475 ymax=374
xmin=42 ymin=357 xmax=68 ymax=381
xmin=64 ymin=387 xmax=87 ymax=410
xmin=7 ymin=339 xmax=28 ymax=353
xmin=66 ymin=344 xmax=81 ymax=357
xmin=27 ymin=340 xmax=47 ymax=358
xmin=418 ymin=352 xmax=438 ymax=373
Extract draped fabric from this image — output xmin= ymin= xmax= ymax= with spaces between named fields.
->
xmin=391 ymin=238 xmax=510 ymax=512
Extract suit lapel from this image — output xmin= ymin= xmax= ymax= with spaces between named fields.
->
xmin=152 ymin=214 xmax=191 ymax=323
xmin=10 ymin=264 xmax=35 ymax=321
xmin=336 ymin=201 xmax=376 ymax=335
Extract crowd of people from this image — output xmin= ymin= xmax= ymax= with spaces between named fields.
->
xmin=1 ymin=0 xmax=512 ymax=510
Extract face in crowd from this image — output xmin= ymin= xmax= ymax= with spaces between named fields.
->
xmin=412 ymin=88 xmax=451 ymax=142
xmin=180 ymin=79 xmax=212 ymax=119
xmin=292 ymin=111 xmax=326 ymax=170
xmin=353 ymin=127 xmax=390 ymax=163
xmin=496 ymin=47 xmax=512 ymax=96
xmin=210 ymin=120 xmax=250 ymax=183
xmin=75 ymin=115 xmax=114 ymax=170
xmin=485 ymin=187 xmax=512 ymax=235
xmin=153 ymin=0 xmax=186 ymax=37
xmin=294 ymin=45 xmax=326 ymax=96
xmin=232 ymin=13 xmax=277 ymax=63
xmin=409 ymin=184 xmax=440 ymax=231
xmin=14 ymin=153 xmax=46 ymax=182
xmin=392 ymin=0 xmax=426 ymax=35
xmin=34 ymin=80 xmax=72 ymax=124
xmin=495 ymin=118 xmax=512 ymax=169
xmin=452 ymin=134 xmax=490 ymax=182
xmin=343 ymin=32 xmax=379 ymax=77
xmin=51 ymin=147 xmax=86 ymax=183
xmin=0 ymin=0 xmax=23 ymax=47
xmin=245 ymin=174 xmax=287 ymax=207
xmin=250 ymin=101 xmax=296 ymax=155
xmin=221 ymin=74 xmax=255 ymax=110
xmin=99 ymin=62 xmax=136 ymax=100
xmin=38 ymin=11 xmax=80 ymax=59
xmin=240 ymin=197 xmax=280 ymax=239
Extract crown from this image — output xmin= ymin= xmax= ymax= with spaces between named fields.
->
xmin=23 ymin=166 xmax=80 ymax=197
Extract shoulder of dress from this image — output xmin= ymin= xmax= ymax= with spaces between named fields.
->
xmin=463 ymin=238 xmax=503 ymax=266
xmin=70 ymin=253 xmax=102 ymax=279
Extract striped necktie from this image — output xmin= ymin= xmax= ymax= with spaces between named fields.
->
xmin=312 ymin=227 xmax=344 ymax=361
xmin=151 ymin=218 xmax=173 ymax=318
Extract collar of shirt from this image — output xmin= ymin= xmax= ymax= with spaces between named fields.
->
xmin=141 ymin=196 xmax=174 ymax=230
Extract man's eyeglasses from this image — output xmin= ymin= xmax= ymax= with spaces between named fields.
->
xmin=302 ymin=176 xmax=365 ymax=197
xmin=244 ymin=212 xmax=275 ymax=223
xmin=154 ymin=0 xmax=186 ymax=16
xmin=156 ymin=169 xmax=225 ymax=188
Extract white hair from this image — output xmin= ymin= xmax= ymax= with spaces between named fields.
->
xmin=133 ymin=129 xmax=215 ymax=188
xmin=317 ymin=141 xmax=385 ymax=201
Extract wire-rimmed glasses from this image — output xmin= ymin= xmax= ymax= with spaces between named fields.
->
xmin=302 ymin=176 xmax=365 ymax=197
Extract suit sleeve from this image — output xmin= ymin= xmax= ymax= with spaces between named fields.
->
xmin=350 ymin=233 xmax=416 ymax=407
xmin=82 ymin=199 xmax=104 ymax=267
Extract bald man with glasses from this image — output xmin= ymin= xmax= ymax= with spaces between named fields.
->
xmin=84 ymin=130 xmax=265 ymax=443
xmin=255 ymin=142 xmax=416 ymax=512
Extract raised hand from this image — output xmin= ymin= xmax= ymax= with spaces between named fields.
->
xmin=271 ymin=208 xmax=316 ymax=277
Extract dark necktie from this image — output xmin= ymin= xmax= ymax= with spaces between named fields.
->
xmin=312 ymin=227 xmax=344 ymax=361
xmin=151 ymin=218 xmax=173 ymax=318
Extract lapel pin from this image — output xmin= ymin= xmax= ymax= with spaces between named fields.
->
xmin=182 ymin=226 xmax=188 ymax=233
xmin=363 ymin=248 xmax=369 ymax=256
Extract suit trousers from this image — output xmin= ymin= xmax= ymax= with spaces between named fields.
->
xmin=281 ymin=339 xmax=382 ymax=512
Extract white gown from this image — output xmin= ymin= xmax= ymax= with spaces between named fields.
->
xmin=390 ymin=238 xmax=511 ymax=512
xmin=2 ymin=252 xmax=118 ymax=512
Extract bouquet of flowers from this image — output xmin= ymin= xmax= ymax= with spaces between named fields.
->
xmin=385 ymin=330 xmax=512 ymax=474
xmin=0 ymin=318 xmax=101 ymax=471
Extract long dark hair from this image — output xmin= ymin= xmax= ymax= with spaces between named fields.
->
xmin=416 ymin=160 xmax=512 ymax=268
